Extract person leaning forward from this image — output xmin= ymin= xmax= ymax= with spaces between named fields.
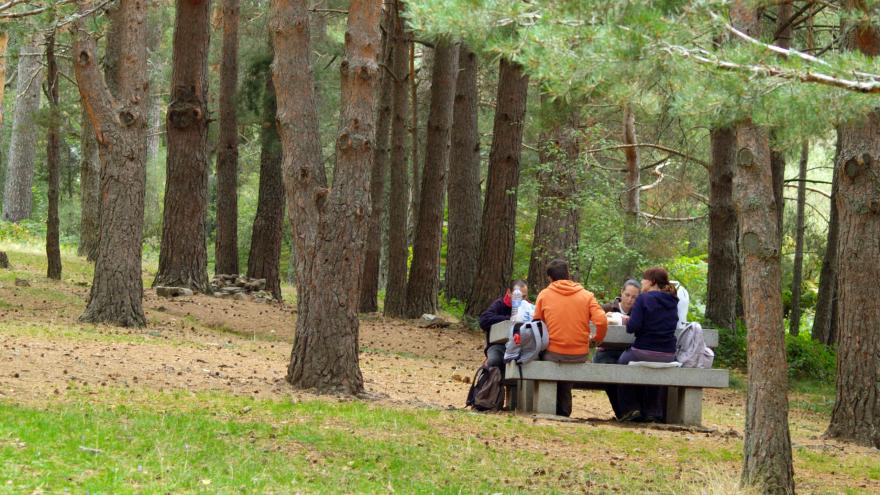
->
xmin=532 ymin=259 xmax=608 ymax=417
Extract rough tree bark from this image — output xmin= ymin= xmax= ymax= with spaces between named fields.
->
xmin=74 ymin=0 xmax=150 ymax=327
xmin=789 ymin=141 xmax=808 ymax=336
xmin=527 ymin=99 xmax=580 ymax=294
xmin=247 ymin=41 xmax=284 ymax=300
xmin=2 ymin=37 xmax=43 ymax=223
xmin=705 ymin=127 xmax=738 ymax=329
xmin=445 ymin=44 xmax=482 ymax=302
xmin=407 ymin=42 xmax=421 ymax=242
xmin=734 ymin=125 xmax=795 ymax=494
xmin=272 ymin=0 xmax=382 ymax=394
xmin=383 ymin=2 xmax=410 ymax=318
xmin=812 ymin=141 xmax=839 ymax=344
xmin=359 ymin=10 xmax=393 ymax=313
xmin=465 ymin=59 xmax=528 ymax=318
xmin=154 ymin=0 xmax=212 ymax=292
xmin=623 ymin=104 xmax=640 ymax=219
xmin=45 ymin=30 xmax=62 ymax=280
xmin=78 ymin=111 xmax=100 ymax=261
xmin=826 ymin=1 xmax=880 ymax=448
xmin=403 ymin=39 xmax=459 ymax=318
xmin=215 ymin=0 xmax=240 ymax=276
xmin=731 ymin=4 xmax=795 ymax=493
xmin=0 ymin=31 xmax=7 ymax=126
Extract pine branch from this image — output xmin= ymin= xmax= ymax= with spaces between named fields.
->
xmin=585 ymin=143 xmax=710 ymax=169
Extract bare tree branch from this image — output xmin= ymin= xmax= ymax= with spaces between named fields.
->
xmin=585 ymin=142 xmax=710 ymax=169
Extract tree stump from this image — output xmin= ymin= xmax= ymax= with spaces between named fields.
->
xmin=0 ymin=251 xmax=9 ymax=269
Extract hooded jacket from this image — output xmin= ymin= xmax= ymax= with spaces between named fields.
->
xmin=533 ymin=280 xmax=608 ymax=355
xmin=626 ymin=290 xmax=679 ymax=353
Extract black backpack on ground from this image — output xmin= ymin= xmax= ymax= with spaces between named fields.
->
xmin=465 ymin=364 xmax=504 ymax=411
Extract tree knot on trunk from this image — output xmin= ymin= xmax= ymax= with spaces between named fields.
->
xmin=168 ymin=86 xmax=205 ymax=130
xmin=77 ymin=49 xmax=92 ymax=67
xmin=737 ymin=148 xmax=755 ymax=168
xmin=843 ymin=153 xmax=872 ymax=179
xmin=314 ymin=187 xmax=329 ymax=207
xmin=118 ymin=109 xmax=138 ymax=127
xmin=742 ymin=231 xmax=779 ymax=260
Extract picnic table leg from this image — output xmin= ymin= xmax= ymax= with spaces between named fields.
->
xmin=534 ymin=381 xmax=557 ymax=415
xmin=666 ymin=387 xmax=682 ymax=424
xmin=516 ymin=380 xmax=535 ymax=412
xmin=678 ymin=388 xmax=703 ymax=426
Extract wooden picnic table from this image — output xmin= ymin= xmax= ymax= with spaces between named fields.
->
xmin=488 ymin=320 xmax=719 ymax=348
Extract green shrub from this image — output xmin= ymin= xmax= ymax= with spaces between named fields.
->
xmin=714 ymin=319 xmax=836 ymax=383
xmin=786 ymin=331 xmax=836 ymax=382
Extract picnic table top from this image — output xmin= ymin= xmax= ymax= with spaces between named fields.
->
xmin=488 ymin=320 xmax=719 ymax=348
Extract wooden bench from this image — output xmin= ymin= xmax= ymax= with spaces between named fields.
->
xmin=490 ymin=321 xmax=728 ymax=426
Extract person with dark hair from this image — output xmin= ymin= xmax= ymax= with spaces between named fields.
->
xmin=479 ymin=280 xmax=529 ymax=368
xmin=594 ymin=278 xmax=641 ymax=419
xmin=617 ymin=267 xmax=680 ymax=423
xmin=533 ymin=259 xmax=607 ymax=417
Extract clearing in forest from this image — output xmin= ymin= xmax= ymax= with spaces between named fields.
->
xmin=0 ymin=245 xmax=877 ymax=493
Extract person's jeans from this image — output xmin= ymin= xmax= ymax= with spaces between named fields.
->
xmin=593 ymin=348 xmax=625 ymax=418
xmin=541 ymin=350 xmax=589 ymax=417
xmin=486 ymin=344 xmax=505 ymax=368
xmin=617 ymin=347 xmax=676 ymax=420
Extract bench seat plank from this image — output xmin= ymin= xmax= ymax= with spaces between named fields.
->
xmin=505 ymin=362 xmax=729 ymax=388
xmin=489 ymin=321 xmax=719 ymax=348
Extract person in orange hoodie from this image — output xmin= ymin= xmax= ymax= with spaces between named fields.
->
xmin=532 ymin=259 xmax=608 ymax=417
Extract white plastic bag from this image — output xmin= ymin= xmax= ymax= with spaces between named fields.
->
xmin=514 ymin=301 xmax=535 ymax=322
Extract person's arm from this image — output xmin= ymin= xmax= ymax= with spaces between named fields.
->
xmin=626 ymin=296 xmax=645 ymax=335
xmin=532 ymin=293 xmax=544 ymax=322
xmin=589 ymin=295 xmax=608 ymax=343
xmin=478 ymin=299 xmax=508 ymax=331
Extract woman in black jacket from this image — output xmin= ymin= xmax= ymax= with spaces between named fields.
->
xmin=617 ymin=267 xmax=679 ymax=423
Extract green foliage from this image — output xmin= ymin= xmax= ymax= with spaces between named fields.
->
xmin=714 ymin=320 xmax=749 ymax=371
xmin=786 ymin=331 xmax=836 ymax=383
xmin=715 ymin=319 xmax=836 ymax=383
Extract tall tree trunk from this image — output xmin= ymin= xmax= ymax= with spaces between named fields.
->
xmin=445 ymin=44 xmax=482 ymax=302
xmin=705 ymin=127 xmax=738 ymax=329
xmin=730 ymin=4 xmax=795 ymax=493
xmin=403 ymin=40 xmax=459 ymax=318
xmin=154 ymin=0 xmax=212 ymax=292
xmin=272 ymin=0 xmax=382 ymax=394
xmin=0 ymin=31 xmax=7 ymax=126
xmin=407 ymin=42 xmax=421 ymax=243
xmin=735 ymin=124 xmax=795 ymax=494
xmin=78 ymin=111 xmax=101 ymax=261
xmin=359 ymin=11 xmax=393 ymax=313
xmin=215 ymin=0 xmax=240 ymax=276
xmin=2 ymin=38 xmax=43 ymax=223
xmin=45 ymin=30 xmax=62 ymax=280
xmin=623 ymin=104 xmax=640 ymax=219
xmin=383 ymin=3 xmax=410 ymax=318
xmin=789 ymin=141 xmax=808 ymax=336
xmin=826 ymin=1 xmax=880 ymax=448
xmin=74 ymin=0 xmax=150 ymax=327
xmin=768 ymin=1 xmax=794 ymax=249
xmin=812 ymin=139 xmax=839 ymax=344
xmin=527 ymin=97 xmax=580 ymax=294
xmin=465 ymin=59 xmax=528 ymax=318
xmin=247 ymin=42 xmax=284 ymax=300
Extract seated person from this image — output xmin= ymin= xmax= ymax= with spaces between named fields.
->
xmin=533 ymin=259 xmax=607 ymax=417
xmin=595 ymin=279 xmax=640 ymax=364
xmin=617 ymin=267 xmax=679 ymax=423
xmin=479 ymin=280 xmax=529 ymax=369
xmin=595 ymin=279 xmax=640 ymax=419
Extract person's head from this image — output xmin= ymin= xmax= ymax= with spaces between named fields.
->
xmin=510 ymin=280 xmax=528 ymax=300
xmin=641 ymin=267 xmax=676 ymax=295
xmin=620 ymin=279 xmax=641 ymax=312
xmin=546 ymin=259 xmax=570 ymax=282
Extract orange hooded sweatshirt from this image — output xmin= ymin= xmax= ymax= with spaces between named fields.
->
xmin=533 ymin=280 xmax=608 ymax=355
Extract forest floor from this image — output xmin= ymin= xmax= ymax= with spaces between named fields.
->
xmin=0 ymin=242 xmax=878 ymax=494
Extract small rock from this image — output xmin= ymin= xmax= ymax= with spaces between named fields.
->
xmin=419 ymin=313 xmax=449 ymax=328
xmin=156 ymin=286 xmax=193 ymax=298
xmin=14 ymin=278 xmax=30 ymax=287
xmin=233 ymin=292 xmax=252 ymax=302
